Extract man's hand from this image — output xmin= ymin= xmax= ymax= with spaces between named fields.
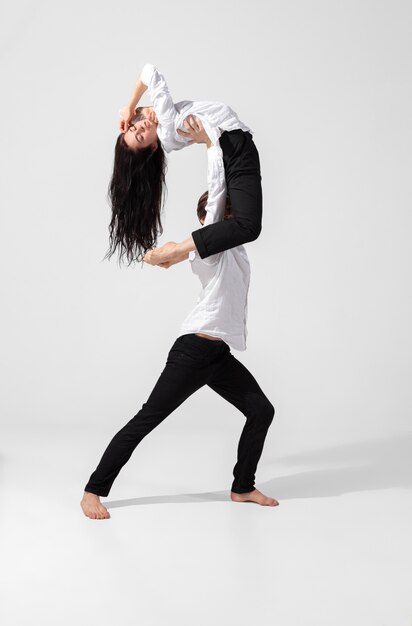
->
xmin=143 ymin=242 xmax=188 ymax=268
xmin=177 ymin=115 xmax=212 ymax=148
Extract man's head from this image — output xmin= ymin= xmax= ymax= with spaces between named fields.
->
xmin=122 ymin=107 xmax=159 ymax=151
xmin=197 ymin=191 xmax=233 ymax=224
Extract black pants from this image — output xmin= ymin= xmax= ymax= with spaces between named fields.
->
xmin=191 ymin=130 xmax=263 ymax=259
xmin=84 ymin=334 xmax=274 ymax=497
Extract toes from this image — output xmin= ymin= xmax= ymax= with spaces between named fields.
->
xmin=96 ymin=506 xmax=110 ymax=519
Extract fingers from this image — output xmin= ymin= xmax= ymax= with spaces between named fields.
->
xmin=143 ymin=250 xmax=153 ymax=264
xmin=119 ymin=117 xmax=130 ymax=134
xmin=187 ymin=115 xmax=202 ymax=131
xmin=192 ymin=115 xmax=202 ymax=130
xmin=183 ymin=116 xmax=193 ymax=130
xmin=184 ymin=115 xmax=199 ymax=131
xmin=179 ymin=115 xmax=204 ymax=141
xmin=144 ymin=249 xmax=162 ymax=266
xmin=177 ymin=128 xmax=191 ymax=137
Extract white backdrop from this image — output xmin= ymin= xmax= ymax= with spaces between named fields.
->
xmin=2 ymin=2 xmax=412 ymax=625
xmin=1 ymin=0 xmax=411 ymax=467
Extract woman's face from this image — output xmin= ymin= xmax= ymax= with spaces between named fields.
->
xmin=123 ymin=107 xmax=158 ymax=150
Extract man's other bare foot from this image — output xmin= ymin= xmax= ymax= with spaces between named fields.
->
xmin=80 ymin=491 xmax=111 ymax=519
xmin=231 ymin=488 xmax=279 ymax=507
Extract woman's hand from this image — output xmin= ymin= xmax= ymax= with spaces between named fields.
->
xmin=118 ymin=105 xmax=134 ymax=133
xmin=177 ymin=115 xmax=212 ymax=147
xmin=146 ymin=109 xmax=158 ymax=124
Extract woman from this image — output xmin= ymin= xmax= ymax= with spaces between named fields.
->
xmin=106 ymin=63 xmax=263 ymax=266
xmin=81 ymin=122 xmax=277 ymax=519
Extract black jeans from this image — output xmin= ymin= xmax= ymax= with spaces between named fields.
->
xmin=191 ymin=130 xmax=263 ymax=259
xmin=84 ymin=334 xmax=275 ymax=497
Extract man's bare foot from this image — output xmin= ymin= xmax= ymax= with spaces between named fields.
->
xmin=80 ymin=491 xmax=111 ymax=519
xmin=231 ymin=488 xmax=279 ymax=507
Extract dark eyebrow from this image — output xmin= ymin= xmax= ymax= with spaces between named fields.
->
xmin=127 ymin=125 xmax=143 ymax=145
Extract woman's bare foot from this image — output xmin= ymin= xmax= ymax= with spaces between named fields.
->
xmin=80 ymin=491 xmax=111 ymax=519
xmin=231 ymin=488 xmax=279 ymax=507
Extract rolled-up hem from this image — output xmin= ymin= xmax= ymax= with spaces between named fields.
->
xmin=84 ymin=486 xmax=110 ymax=498
xmin=231 ymin=485 xmax=255 ymax=494
xmin=191 ymin=228 xmax=208 ymax=259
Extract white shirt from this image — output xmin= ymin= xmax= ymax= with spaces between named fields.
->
xmin=140 ymin=63 xmax=253 ymax=154
xmin=178 ymin=146 xmax=251 ymax=351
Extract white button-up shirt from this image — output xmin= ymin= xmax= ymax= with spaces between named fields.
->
xmin=178 ymin=146 xmax=251 ymax=351
xmin=140 ymin=63 xmax=253 ymax=153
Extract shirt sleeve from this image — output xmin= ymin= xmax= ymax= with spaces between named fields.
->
xmin=140 ymin=63 xmax=178 ymax=128
xmin=196 ymin=146 xmax=227 ymax=266
xmin=202 ymin=146 xmax=227 ymax=227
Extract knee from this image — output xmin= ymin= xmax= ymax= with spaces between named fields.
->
xmin=253 ymin=396 xmax=275 ymax=426
xmin=264 ymin=401 xmax=275 ymax=425
xmin=250 ymin=222 xmax=262 ymax=242
xmin=234 ymin=218 xmax=262 ymax=244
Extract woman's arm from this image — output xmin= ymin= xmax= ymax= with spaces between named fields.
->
xmin=119 ymin=63 xmax=177 ymax=133
xmin=140 ymin=63 xmax=178 ymax=126
xmin=119 ymin=79 xmax=148 ymax=132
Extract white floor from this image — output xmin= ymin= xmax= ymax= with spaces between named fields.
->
xmin=2 ymin=425 xmax=411 ymax=626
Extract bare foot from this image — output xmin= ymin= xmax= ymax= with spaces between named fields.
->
xmin=231 ymin=488 xmax=279 ymax=507
xmin=80 ymin=491 xmax=111 ymax=519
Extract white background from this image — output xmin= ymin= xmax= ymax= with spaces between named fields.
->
xmin=1 ymin=1 xmax=411 ymax=625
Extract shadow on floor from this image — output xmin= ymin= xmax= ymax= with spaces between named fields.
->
xmin=104 ymin=431 xmax=412 ymax=508
xmin=264 ymin=430 xmax=412 ymax=500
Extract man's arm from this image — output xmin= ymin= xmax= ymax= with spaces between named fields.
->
xmin=203 ymin=146 xmax=227 ymax=227
xmin=196 ymin=146 xmax=227 ymax=265
xmin=143 ymin=117 xmax=220 ymax=268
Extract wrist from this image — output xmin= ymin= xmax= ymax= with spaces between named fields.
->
xmin=179 ymin=236 xmax=196 ymax=255
xmin=129 ymin=79 xmax=147 ymax=110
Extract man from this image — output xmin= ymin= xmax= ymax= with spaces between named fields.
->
xmin=80 ymin=120 xmax=277 ymax=519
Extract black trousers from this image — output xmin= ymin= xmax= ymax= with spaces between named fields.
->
xmin=84 ymin=334 xmax=274 ymax=497
xmin=191 ymin=130 xmax=263 ymax=259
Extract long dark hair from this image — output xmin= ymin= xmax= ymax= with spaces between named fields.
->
xmin=103 ymin=132 xmax=167 ymax=266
